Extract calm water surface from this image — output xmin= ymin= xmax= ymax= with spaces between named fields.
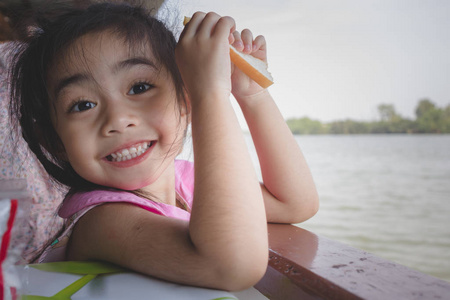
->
xmin=247 ymin=134 xmax=450 ymax=282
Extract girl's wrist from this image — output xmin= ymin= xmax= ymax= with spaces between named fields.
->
xmin=189 ymin=90 xmax=232 ymax=109
xmin=234 ymin=89 xmax=272 ymax=110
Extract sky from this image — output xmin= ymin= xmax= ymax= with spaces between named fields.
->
xmin=161 ymin=0 xmax=450 ymax=123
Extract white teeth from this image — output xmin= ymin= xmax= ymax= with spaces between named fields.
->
xmin=109 ymin=142 xmax=152 ymax=162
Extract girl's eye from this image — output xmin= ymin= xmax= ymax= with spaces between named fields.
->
xmin=70 ymin=101 xmax=97 ymax=113
xmin=128 ymin=83 xmax=153 ymax=95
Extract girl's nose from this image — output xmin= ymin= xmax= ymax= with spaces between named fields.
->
xmin=100 ymin=104 xmax=139 ymax=136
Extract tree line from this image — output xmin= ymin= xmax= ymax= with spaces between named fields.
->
xmin=286 ymin=99 xmax=450 ymax=134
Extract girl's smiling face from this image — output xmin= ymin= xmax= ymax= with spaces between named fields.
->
xmin=47 ymin=31 xmax=188 ymax=192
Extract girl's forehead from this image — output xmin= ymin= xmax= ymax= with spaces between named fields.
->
xmin=47 ymin=30 xmax=162 ymax=96
xmin=56 ymin=31 xmax=157 ymax=70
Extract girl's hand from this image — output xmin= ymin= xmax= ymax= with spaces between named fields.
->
xmin=230 ymin=29 xmax=268 ymax=101
xmin=176 ymin=12 xmax=236 ymax=102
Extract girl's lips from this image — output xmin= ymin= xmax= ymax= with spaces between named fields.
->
xmin=106 ymin=141 xmax=154 ymax=162
xmin=104 ymin=141 xmax=156 ymax=167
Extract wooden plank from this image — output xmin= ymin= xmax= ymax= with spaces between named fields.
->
xmin=255 ymin=224 xmax=450 ymax=300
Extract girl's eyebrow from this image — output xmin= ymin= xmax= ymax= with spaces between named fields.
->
xmin=113 ymin=57 xmax=158 ymax=74
xmin=53 ymin=57 xmax=158 ymax=99
xmin=54 ymin=73 xmax=90 ymax=100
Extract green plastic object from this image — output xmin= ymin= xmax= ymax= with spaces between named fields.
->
xmin=23 ymin=261 xmax=239 ymax=300
xmin=22 ymin=274 xmax=97 ymax=300
xmin=22 ymin=261 xmax=125 ymax=299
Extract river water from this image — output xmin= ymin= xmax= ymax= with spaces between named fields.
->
xmin=245 ymin=134 xmax=450 ymax=282
xmin=182 ymin=134 xmax=450 ymax=281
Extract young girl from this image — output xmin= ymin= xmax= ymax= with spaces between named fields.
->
xmin=9 ymin=2 xmax=318 ymax=291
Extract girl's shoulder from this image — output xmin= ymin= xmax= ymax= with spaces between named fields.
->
xmin=59 ymin=159 xmax=195 ymax=220
xmin=174 ymin=159 xmax=194 ymax=206
xmin=39 ymin=160 xmax=194 ymax=262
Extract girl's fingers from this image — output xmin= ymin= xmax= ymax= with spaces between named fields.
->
xmin=184 ymin=12 xmax=236 ymax=43
xmin=251 ymin=35 xmax=267 ymax=62
xmin=181 ymin=11 xmax=206 ymax=38
xmin=214 ymin=15 xmax=236 ymax=42
xmin=196 ymin=12 xmax=221 ymax=38
xmin=253 ymin=35 xmax=266 ymax=52
xmin=240 ymin=29 xmax=253 ymax=54
xmin=231 ymin=29 xmax=267 ymax=61
xmin=232 ymin=31 xmax=244 ymax=51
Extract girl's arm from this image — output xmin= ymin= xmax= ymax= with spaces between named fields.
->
xmin=68 ymin=13 xmax=268 ymax=291
xmin=231 ymin=30 xmax=319 ymax=224
xmin=176 ymin=11 xmax=268 ymax=281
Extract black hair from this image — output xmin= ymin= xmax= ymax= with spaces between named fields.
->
xmin=9 ymin=1 xmax=187 ymax=192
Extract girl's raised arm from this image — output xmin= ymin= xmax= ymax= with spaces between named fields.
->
xmin=231 ymin=29 xmax=320 ymax=224
xmin=177 ymin=10 xmax=268 ymax=271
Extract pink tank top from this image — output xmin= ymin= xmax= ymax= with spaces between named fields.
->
xmin=38 ymin=160 xmax=194 ymax=263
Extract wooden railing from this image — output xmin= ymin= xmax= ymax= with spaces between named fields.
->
xmin=255 ymin=224 xmax=450 ymax=300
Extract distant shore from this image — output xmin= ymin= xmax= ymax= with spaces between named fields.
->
xmin=286 ymin=99 xmax=450 ymax=135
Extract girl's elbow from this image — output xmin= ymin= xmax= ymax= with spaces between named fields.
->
xmin=207 ymin=244 xmax=268 ymax=291
xmin=304 ymin=193 xmax=320 ymax=220
xmin=301 ymin=195 xmax=320 ymax=222
xmin=216 ymin=253 xmax=268 ymax=291
xmin=287 ymin=193 xmax=320 ymax=224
